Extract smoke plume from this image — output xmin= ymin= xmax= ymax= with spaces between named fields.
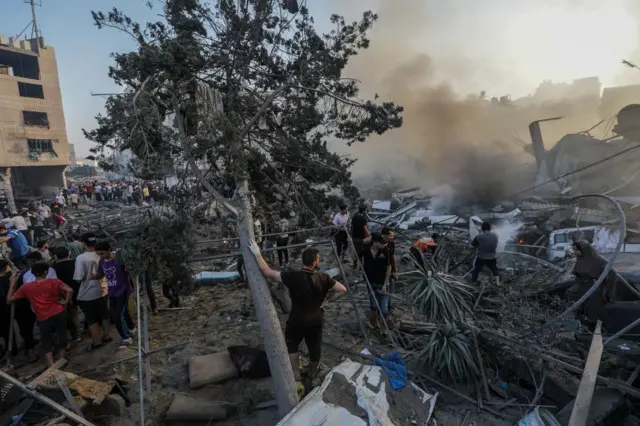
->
xmin=326 ymin=0 xmax=640 ymax=207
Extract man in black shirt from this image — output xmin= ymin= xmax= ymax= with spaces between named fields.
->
xmin=351 ymin=205 xmax=369 ymax=269
xmin=52 ymin=247 xmax=81 ymax=342
xmin=249 ymin=241 xmax=346 ymax=385
xmin=360 ymin=233 xmax=392 ymax=335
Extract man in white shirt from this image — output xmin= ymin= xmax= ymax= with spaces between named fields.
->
xmin=73 ymin=233 xmax=112 ymax=350
xmin=331 ymin=203 xmax=350 ymax=262
xmin=10 ymin=212 xmax=30 ymax=246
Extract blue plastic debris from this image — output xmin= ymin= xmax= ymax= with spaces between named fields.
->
xmin=371 ymin=352 xmax=408 ymax=391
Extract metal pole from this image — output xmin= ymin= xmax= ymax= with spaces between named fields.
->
xmin=134 ymin=275 xmax=145 ymax=425
xmin=142 ymin=296 xmax=152 ymax=403
xmin=191 ymin=225 xmax=333 ymax=245
xmin=604 ymin=316 xmax=640 ymax=346
xmin=77 ymin=341 xmax=189 ymax=374
xmin=2 ymin=254 xmax=18 ymax=367
xmin=330 ymin=241 xmax=370 ymax=345
xmin=29 ymin=0 xmax=40 ymax=46
xmin=188 ymin=239 xmax=333 ymax=263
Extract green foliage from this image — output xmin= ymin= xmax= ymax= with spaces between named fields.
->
xmin=84 ymin=0 xmax=403 ymax=222
xmin=405 ymin=270 xmax=474 ymax=322
xmin=118 ymin=215 xmax=195 ymax=291
xmin=417 ymin=323 xmax=479 ymax=383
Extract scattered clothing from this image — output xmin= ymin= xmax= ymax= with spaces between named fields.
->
xmin=371 ymin=352 xmax=408 ymax=391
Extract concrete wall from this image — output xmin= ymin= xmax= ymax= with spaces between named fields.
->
xmin=0 ymin=37 xmax=70 ymax=168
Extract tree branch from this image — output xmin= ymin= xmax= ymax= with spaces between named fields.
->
xmin=173 ymin=105 xmax=239 ymax=216
xmin=236 ymin=77 xmax=293 ymax=144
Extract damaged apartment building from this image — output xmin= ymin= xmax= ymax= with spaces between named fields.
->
xmin=0 ymin=35 xmax=70 ymax=212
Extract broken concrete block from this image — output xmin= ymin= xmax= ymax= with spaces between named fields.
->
xmin=555 ymin=388 xmax=627 ymax=426
xmin=166 ymin=394 xmax=236 ymax=421
xmin=189 ymin=351 xmax=239 ymax=389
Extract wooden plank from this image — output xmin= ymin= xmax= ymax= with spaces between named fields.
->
xmin=569 ymin=320 xmax=604 ymax=426
xmin=27 ymin=359 xmax=68 ymax=389
xmin=0 ymin=369 xmax=96 ymax=426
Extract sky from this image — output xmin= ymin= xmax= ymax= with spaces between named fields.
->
xmin=2 ymin=0 xmax=640 ymax=157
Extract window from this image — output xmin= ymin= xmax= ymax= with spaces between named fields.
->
xmin=27 ymin=139 xmax=55 ymax=153
xmin=23 ymin=111 xmax=49 ymax=127
xmin=18 ymin=82 xmax=44 ymax=99
xmin=0 ymin=49 xmax=40 ymax=79
xmin=554 ymin=234 xmax=568 ymax=244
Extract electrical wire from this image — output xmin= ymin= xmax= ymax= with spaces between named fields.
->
xmin=506 ymin=142 xmax=640 ymax=199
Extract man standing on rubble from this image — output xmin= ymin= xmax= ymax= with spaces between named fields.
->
xmin=351 ymin=205 xmax=369 ymax=269
xmin=331 ymin=203 xmax=350 ymax=262
xmin=360 ymin=233 xmax=392 ymax=336
xmin=74 ymin=233 xmax=113 ymax=351
xmin=248 ymin=240 xmax=347 ymax=391
xmin=470 ymin=222 xmax=500 ymax=286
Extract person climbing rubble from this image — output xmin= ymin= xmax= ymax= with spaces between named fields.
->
xmin=248 ymin=240 xmax=347 ymax=394
xmin=565 ymin=240 xmax=618 ymax=325
xmin=470 ymin=222 xmax=500 ymax=286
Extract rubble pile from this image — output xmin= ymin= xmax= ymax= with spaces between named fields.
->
xmin=354 ymin=189 xmax=640 ymax=425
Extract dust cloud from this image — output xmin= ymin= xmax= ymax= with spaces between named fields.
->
xmin=326 ymin=0 xmax=640 ymax=207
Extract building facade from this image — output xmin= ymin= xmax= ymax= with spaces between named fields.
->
xmin=0 ymin=35 xmax=70 ymax=212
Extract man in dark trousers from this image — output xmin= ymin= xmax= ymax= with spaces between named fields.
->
xmin=351 ymin=205 xmax=369 ymax=269
xmin=360 ymin=233 xmax=392 ymax=336
xmin=470 ymin=222 xmax=500 ymax=286
xmin=52 ymin=246 xmax=81 ymax=342
xmin=248 ymin=240 xmax=346 ymax=392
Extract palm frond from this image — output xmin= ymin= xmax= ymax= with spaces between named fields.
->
xmin=416 ymin=323 xmax=479 ymax=383
xmin=404 ymin=270 xmax=474 ymax=322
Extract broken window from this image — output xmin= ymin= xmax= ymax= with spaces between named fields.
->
xmin=27 ymin=139 xmax=56 ymax=154
xmin=0 ymin=49 xmax=40 ymax=79
xmin=23 ymin=111 xmax=49 ymax=128
xmin=18 ymin=82 xmax=44 ymax=99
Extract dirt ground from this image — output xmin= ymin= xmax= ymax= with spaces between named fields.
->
xmin=7 ymin=242 xmax=520 ymax=425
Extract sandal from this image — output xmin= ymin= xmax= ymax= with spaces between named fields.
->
xmin=86 ymin=343 xmax=104 ymax=352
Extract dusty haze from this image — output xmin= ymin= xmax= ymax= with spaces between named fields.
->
xmin=320 ymin=0 xmax=640 ymax=204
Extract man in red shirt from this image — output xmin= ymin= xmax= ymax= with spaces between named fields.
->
xmin=7 ymin=261 xmax=73 ymax=366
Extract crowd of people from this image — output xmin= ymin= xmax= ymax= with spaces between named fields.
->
xmin=0 ymin=232 xmax=142 ymax=367
xmin=65 ymin=180 xmax=203 ymax=207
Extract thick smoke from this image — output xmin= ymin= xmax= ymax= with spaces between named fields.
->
xmin=328 ymin=0 xmax=638 ymax=208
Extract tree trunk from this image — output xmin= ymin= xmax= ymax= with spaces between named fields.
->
xmin=1 ymin=168 xmax=16 ymax=213
xmin=236 ymin=177 xmax=298 ymax=416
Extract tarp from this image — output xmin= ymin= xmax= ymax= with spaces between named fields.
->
xmin=277 ymin=360 xmax=437 ymax=426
